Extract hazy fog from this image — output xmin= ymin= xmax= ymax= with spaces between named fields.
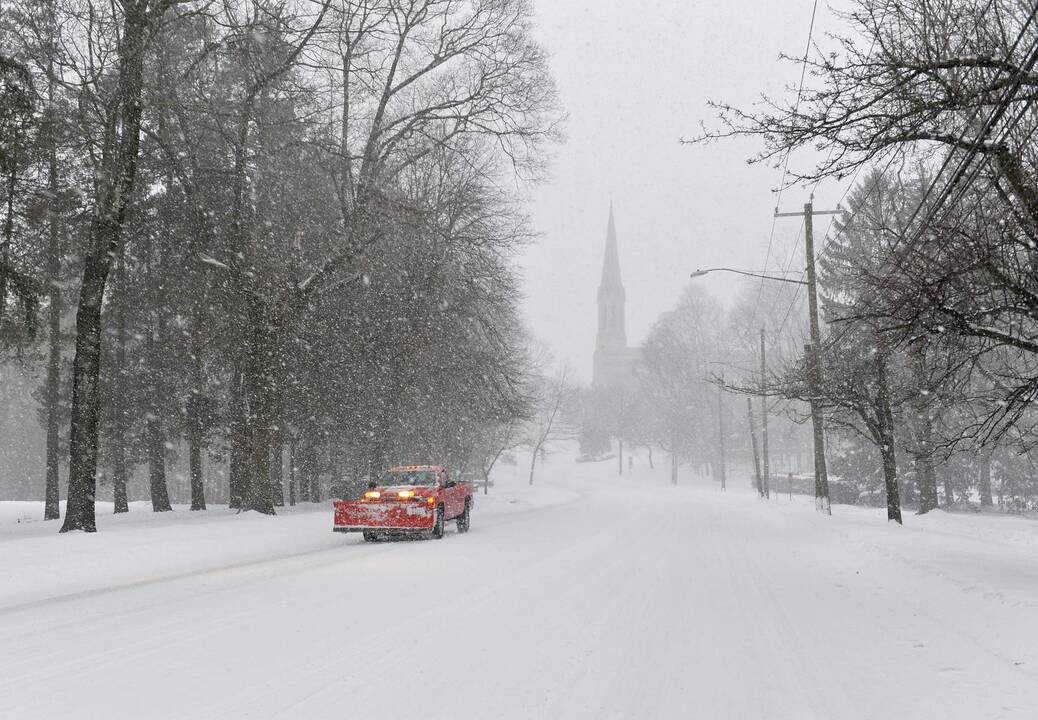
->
xmin=524 ymin=0 xmax=849 ymax=379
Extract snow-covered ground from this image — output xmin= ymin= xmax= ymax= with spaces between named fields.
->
xmin=3 ymin=454 xmax=1038 ymax=719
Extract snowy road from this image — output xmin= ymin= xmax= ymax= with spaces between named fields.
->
xmin=4 ymin=459 xmax=1038 ymax=719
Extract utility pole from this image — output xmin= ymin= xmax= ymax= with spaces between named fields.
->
xmin=760 ymin=327 xmax=770 ymax=499
xmin=718 ymin=373 xmax=726 ymax=491
xmin=775 ymin=198 xmax=839 ymax=515
xmin=747 ymin=397 xmax=764 ymax=498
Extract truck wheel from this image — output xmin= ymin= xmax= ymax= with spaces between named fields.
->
xmin=431 ymin=506 xmax=445 ymax=539
xmin=362 ymin=531 xmax=378 ymax=543
xmin=457 ymin=500 xmax=471 ymax=533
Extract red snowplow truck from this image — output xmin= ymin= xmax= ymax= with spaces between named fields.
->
xmin=333 ymin=465 xmax=473 ymax=541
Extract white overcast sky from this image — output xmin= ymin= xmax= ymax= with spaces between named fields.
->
xmin=522 ymin=0 xmax=851 ymax=381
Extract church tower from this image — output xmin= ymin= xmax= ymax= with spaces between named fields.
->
xmin=593 ymin=206 xmax=639 ymax=389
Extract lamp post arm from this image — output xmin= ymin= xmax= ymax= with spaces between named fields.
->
xmin=689 ymin=267 xmax=808 ymax=286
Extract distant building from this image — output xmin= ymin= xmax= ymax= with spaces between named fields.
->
xmin=592 ymin=206 xmax=641 ymax=390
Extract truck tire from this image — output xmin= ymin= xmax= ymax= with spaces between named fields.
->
xmin=362 ymin=531 xmax=378 ymax=543
xmin=457 ymin=499 xmax=471 ymax=533
xmin=431 ymin=506 xmax=445 ymax=539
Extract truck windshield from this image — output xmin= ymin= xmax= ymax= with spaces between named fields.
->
xmin=383 ymin=471 xmax=439 ymax=486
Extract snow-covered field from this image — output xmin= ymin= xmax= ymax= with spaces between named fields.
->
xmin=3 ymin=455 xmax=1038 ymax=719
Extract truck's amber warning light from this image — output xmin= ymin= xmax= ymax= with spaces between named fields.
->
xmin=364 ymin=491 xmax=381 ymax=499
xmin=398 ymin=490 xmax=415 ymax=498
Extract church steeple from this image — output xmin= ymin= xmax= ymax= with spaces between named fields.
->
xmin=596 ymin=205 xmax=627 ymax=350
xmin=600 ymin=204 xmax=622 ymax=288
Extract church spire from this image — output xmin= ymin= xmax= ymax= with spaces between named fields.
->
xmin=600 ymin=203 xmax=622 ymax=288
xmin=595 ymin=205 xmax=627 ymax=351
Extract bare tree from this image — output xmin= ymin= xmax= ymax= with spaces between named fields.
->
xmin=641 ymin=287 xmax=725 ymax=483
xmin=527 ymin=365 xmax=571 ymax=486
xmin=473 ymin=419 xmax=524 ymax=495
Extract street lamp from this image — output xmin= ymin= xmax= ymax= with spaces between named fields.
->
xmin=690 ymin=267 xmax=808 ymax=286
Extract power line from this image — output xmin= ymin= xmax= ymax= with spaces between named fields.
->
xmin=881 ymin=9 xmax=1038 ymax=284
xmin=800 ymin=0 xmax=1000 ymax=283
xmin=828 ymin=70 xmax=1038 ymax=351
xmin=774 ymin=224 xmax=806 ymax=337
xmin=770 ymin=0 xmax=1033 ymax=361
xmin=771 ymin=0 xmax=899 ymax=340
xmin=752 ymin=0 xmax=821 ymax=323
xmin=894 ymin=0 xmax=1038 ymax=257
xmin=816 ymin=0 xmax=1036 ymax=351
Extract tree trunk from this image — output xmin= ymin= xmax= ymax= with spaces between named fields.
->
xmin=147 ymin=413 xmax=172 ymax=512
xmin=915 ymin=454 xmax=939 ymax=514
xmin=617 ymin=438 xmax=623 ymax=476
xmin=481 ymin=441 xmax=509 ymax=495
xmin=188 ymin=416 xmax=205 ymax=510
xmin=875 ymin=352 xmax=902 ymax=524
xmin=287 ymin=436 xmax=297 ymax=506
xmin=145 ymin=244 xmax=171 ymax=512
xmin=60 ymin=5 xmax=150 ymax=533
xmin=295 ymin=434 xmax=319 ymax=503
xmin=978 ymin=453 xmax=993 ymax=507
xmin=187 ymin=388 xmax=206 ymax=511
xmin=910 ymin=345 xmax=939 ymax=514
xmin=0 ymin=166 xmax=15 ymax=322
xmin=308 ymin=443 xmax=321 ymax=503
xmin=997 ymin=459 xmax=1005 ymax=507
xmin=297 ymin=435 xmax=311 ymax=503
xmin=62 ymin=260 xmax=110 ymax=532
xmin=243 ymin=301 xmax=277 ymax=515
xmin=303 ymin=437 xmax=319 ymax=504
xmin=646 ymin=445 xmax=654 ymax=469
xmin=271 ymin=423 xmax=285 ymax=507
xmin=185 ymin=304 xmax=207 ymax=511
xmin=879 ymin=440 xmax=902 ymax=524
xmin=230 ymin=94 xmax=277 ymax=515
xmin=43 ymin=108 xmax=62 ymax=520
xmin=268 ymin=298 xmax=285 ymax=509
xmin=111 ymin=256 xmax=129 ymax=514
xmin=228 ymin=362 xmax=249 ymax=509
xmin=528 ymin=442 xmax=539 ymax=485
xmin=43 ymin=274 xmax=62 ymax=519
xmin=994 ymin=145 xmax=1038 ymax=228
xmin=943 ymin=477 xmax=954 ymax=506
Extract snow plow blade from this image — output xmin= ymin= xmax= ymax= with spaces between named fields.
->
xmin=333 ymin=500 xmax=435 ymax=533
